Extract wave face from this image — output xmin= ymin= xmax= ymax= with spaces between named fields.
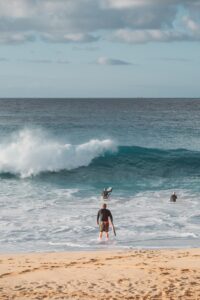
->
xmin=0 ymin=129 xmax=117 ymax=177
xmin=91 ymin=146 xmax=200 ymax=179
xmin=55 ymin=145 xmax=200 ymax=189
xmin=0 ymin=129 xmax=200 ymax=184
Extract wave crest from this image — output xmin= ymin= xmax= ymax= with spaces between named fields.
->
xmin=0 ymin=129 xmax=117 ymax=177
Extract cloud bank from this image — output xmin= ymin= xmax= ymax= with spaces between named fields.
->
xmin=0 ymin=0 xmax=200 ymax=44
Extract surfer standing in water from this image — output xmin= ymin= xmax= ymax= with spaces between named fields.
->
xmin=97 ymin=203 xmax=114 ymax=240
xmin=170 ymin=192 xmax=177 ymax=202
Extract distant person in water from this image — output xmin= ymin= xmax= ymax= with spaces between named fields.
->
xmin=97 ymin=203 xmax=113 ymax=240
xmin=101 ymin=187 xmax=113 ymax=200
xmin=170 ymin=192 xmax=177 ymax=202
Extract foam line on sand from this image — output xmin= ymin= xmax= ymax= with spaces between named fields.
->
xmin=0 ymin=249 xmax=200 ymax=299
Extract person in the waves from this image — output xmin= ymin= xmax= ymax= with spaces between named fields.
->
xmin=101 ymin=187 xmax=113 ymax=200
xmin=97 ymin=203 xmax=113 ymax=240
xmin=170 ymin=192 xmax=177 ymax=202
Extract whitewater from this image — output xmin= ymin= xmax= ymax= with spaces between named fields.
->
xmin=0 ymin=98 xmax=200 ymax=253
xmin=0 ymin=129 xmax=116 ymax=177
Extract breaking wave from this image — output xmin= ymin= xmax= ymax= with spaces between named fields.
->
xmin=1 ymin=128 xmax=200 ymax=182
xmin=0 ymin=129 xmax=117 ymax=177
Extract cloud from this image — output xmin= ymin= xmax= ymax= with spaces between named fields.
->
xmin=112 ymin=29 xmax=192 ymax=44
xmin=42 ymin=33 xmax=99 ymax=43
xmin=96 ymin=56 xmax=132 ymax=65
xmin=102 ymin=0 xmax=162 ymax=9
xmin=183 ymin=16 xmax=200 ymax=36
xmin=0 ymin=0 xmax=200 ymax=44
xmin=0 ymin=32 xmax=35 ymax=44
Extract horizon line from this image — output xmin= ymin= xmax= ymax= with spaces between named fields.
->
xmin=0 ymin=97 xmax=200 ymax=100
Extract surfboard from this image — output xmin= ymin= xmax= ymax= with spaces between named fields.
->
xmin=111 ymin=222 xmax=116 ymax=236
xmin=107 ymin=187 xmax=113 ymax=193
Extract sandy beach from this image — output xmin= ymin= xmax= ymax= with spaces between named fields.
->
xmin=0 ymin=249 xmax=200 ymax=300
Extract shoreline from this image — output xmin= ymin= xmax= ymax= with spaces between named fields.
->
xmin=1 ymin=242 xmax=200 ymax=255
xmin=0 ymin=248 xmax=200 ymax=299
xmin=0 ymin=244 xmax=200 ymax=255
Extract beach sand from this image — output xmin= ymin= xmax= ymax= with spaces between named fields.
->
xmin=0 ymin=249 xmax=200 ymax=299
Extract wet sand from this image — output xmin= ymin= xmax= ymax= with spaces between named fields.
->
xmin=0 ymin=249 xmax=200 ymax=299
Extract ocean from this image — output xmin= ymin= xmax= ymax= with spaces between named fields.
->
xmin=0 ymin=98 xmax=200 ymax=253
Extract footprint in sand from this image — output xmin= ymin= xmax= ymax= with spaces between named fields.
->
xmin=182 ymin=268 xmax=190 ymax=272
xmin=190 ymin=281 xmax=198 ymax=285
xmin=117 ymin=278 xmax=130 ymax=284
xmin=184 ymin=289 xmax=192 ymax=296
xmin=0 ymin=272 xmax=12 ymax=278
xmin=15 ymin=286 xmax=26 ymax=291
xmin=89 ymin=258 xmax=98 ymax=262
xmin=161 ymin=272 xmax=170 ymax=275
xmin=19 ymin=269 xmax=31 ymax=274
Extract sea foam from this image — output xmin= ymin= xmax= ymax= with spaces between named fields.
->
xmin=0 ymin=129 xmax=117 ymax=177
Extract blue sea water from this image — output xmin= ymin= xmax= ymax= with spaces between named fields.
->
xmin=0 ymin=98 xmax=200 ymax=252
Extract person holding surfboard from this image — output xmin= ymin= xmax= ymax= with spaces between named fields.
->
xmin=97 ymin=203 xmax=115 ymax=240
xmin=101 ymin=187 xmax=113 ymax=200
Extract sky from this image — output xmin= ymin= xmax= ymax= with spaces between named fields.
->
xmin=0 ymin=0 xmax=200 ymax=98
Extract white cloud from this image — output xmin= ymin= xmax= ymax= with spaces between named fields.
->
xmin=102 ymin=0 xmax=159 ymax=9
xmin=0 ymin=0 xmax=30 ymax=18
xmin=183 ymin=16 xmax=200 ymax=33
xmin=0 ymin=32 xmax=35 ymax=44
xmin=0 ymin=0 xmax=199 ymax=44
xmin=113 ymin=29 xmax=190 ymax=44
xmin=97 ymin=56 xmax=132 ymax=65
xmin=42 ymin=33 xmax=99 ymax=43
